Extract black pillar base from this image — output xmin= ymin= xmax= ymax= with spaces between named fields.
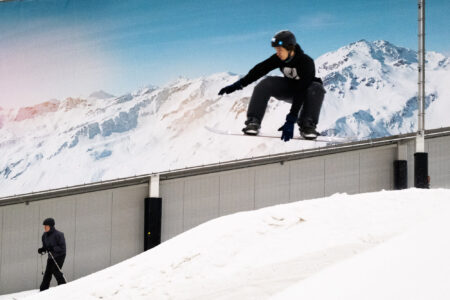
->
xmin=393 ymin=160 xmax=408 ymax=190
xmin=414 ymin=153 xmax=429 ymax=189
xmin=144 ymin=197 xmax=162 ymax=251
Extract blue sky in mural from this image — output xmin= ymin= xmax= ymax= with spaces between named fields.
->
xmin=0 ymin=0 xmax=449 ymax=107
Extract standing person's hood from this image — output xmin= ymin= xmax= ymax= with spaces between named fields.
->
xmin=43 ymin=218 xmax=55 ymax=227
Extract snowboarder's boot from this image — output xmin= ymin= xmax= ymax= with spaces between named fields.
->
xmin=242 ymin=117 xmax=261 ymax=135
xmin=300 ymin=127 xmax=320 ymax=140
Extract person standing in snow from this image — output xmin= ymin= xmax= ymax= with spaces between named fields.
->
xmin=38 ymin=218 xmax=67 ymax=291
xmin=218 ymin=30 xmax=325 ymax=141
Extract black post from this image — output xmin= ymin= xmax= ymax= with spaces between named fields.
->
xmin=414 ymin=153 xmax=429 ymax=188
xmin=144 ymin=197 xmax=162 ymax=251
xmin=393 ymin=160 xmax=408 ymax=190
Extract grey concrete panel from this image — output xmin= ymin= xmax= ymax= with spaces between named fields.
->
xmin=289 ymin=158 xmax=325 ymax=202
xmin=73 ymin=191 xmax=112 ymax=278
xmin=428 ymin=136 xmax=450 ymax=188
xmin=0 ymin=203 xmax=39 ymax=294
xmin=324 ymin=152 xmax=360 ymax=196
xmin=37 ymin=196 xmax=77 ymax=286
xmin=219 ymin=169 xmax=255 ymax=216
xmin=111 ymin=185 xmax=147 ymax=264
xmin=183 ymin=174 xmax=220 ymax=231
xmin=160 ymin=179 xmax=184 ymax=242
xmin=359 ymin=146 xmax=396 ymax=193
xmin=254 ymin=163 xmax=290 ymax=209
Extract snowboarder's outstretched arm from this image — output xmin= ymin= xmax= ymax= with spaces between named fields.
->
xmin=239 ymin=55 xmax=279 ymax=87
xmin=218 ymin=55 xmax=279 ymax=95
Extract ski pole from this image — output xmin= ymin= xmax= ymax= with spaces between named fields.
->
xmin=40 ymin=254 xmax=44 ymax=275
xmin=48 ymin=251 xmax=68 ymax=283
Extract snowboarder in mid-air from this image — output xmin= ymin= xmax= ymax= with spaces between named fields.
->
xmin=218 ymin=30 xmax=325 ymax=141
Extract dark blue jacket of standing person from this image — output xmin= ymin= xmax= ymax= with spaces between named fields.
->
xmin=41 ymin=226 xmax=66 ymax=258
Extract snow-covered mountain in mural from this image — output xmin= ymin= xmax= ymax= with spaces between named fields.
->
xmin=0 ymin=40 xmax=449 ymax=196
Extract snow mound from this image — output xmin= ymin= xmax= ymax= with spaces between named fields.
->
xmin=271 ymin=211 xmax=450 ymax=300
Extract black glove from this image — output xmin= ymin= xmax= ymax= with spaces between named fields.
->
xmin=38 ymin=247 xmax=46 ymax=254
xmin=278 ymin=113 xmax=297 ymax=142
xmin=218 ymin=80 xmax=243 ymax=95
xmin=46 ymin=246 xmax=54 ymax=253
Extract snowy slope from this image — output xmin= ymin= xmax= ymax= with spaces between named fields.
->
xmin=272 ymin=210 xmax=450 ymax=300
xmin=2 ymin=188 xmax=450 ymax=300
xmin=0 ymin=40 xmax=449 ymax=197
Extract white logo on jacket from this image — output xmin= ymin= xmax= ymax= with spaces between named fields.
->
xmin=282 ymin=67 xmax=300 ymax=80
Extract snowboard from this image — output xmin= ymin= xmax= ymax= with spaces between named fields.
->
xmin=205 ymin=126 xmax=353 ymax=143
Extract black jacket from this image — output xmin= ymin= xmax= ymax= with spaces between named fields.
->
xmin=240 ymin=44 xmax=322 ymax=116
xmin=41 ymin=227 xmax=66 ymax=258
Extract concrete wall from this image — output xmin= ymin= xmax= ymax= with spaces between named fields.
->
xmin=403 ymin=136 xmax=450 ymax=188
xmin=160 ymin=145 xmax=398 ymax=241
xmin=158 ymin=136 xmax=450 ymax=243
xmin=427 ymin=136 xmax=450 ymax=188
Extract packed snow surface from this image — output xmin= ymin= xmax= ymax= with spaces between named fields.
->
xmin=3 ymin=188 xmax=450 ymax=300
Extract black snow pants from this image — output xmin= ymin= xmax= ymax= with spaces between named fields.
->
xmin=40 ymin=255 xmax=66 ymax=291
xmin=246 ymin=76 xmax=325 ymax=129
